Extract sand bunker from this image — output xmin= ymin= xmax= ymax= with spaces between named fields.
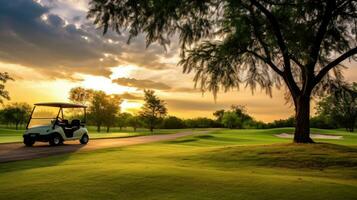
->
xmin=276 ymin=133 xmax=343 ymax=140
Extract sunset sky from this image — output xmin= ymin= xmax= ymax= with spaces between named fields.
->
xmin=0 ymin=0 xmax=356 ymax=122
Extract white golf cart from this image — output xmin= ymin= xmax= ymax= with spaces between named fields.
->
xmin=23 ymin=102 xmax=89 ymax=146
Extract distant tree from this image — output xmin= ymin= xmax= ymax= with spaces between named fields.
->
xmin=222 ymin=112 xmax=240 ymax=129
xmin=218 ymin=105 xmax=255 ymax=129
xmin=265 ymin=116 xmax=296 ymax=128
xmin=127 ymin=115 xmax=142 ymax=132
xmin=316 ymin=83 xmax=357 ymax=132
xmin=140 ymin=90 xmax=167 ymax=132
xmin=89 ymin=0 xmax=357 ymax=143
xmin=0 ymin=103 xmax=31 ymax=129
xmin=0 ymin=72 xmax=13 ymax=104
xmin=69 ymin=87 xmax=93 ymax=105
xmin=103 ymin=95 xmax=122 ymax=133
xmin=184 ymin=117 xmax=219 ymax=128
xmin=310 ymin=115 xmax=337 ymax=129
xmin=231 ymin=105 xmax=253 ymax=122
xmin=213 ymin=109 xmax=225 ymax=123
xmin=88 ymin=91 xmax=108 ymax=132
xmin=162 ymin=116 xmax=186 ymax=129
xmin=116 ymin=112 xmax=132 ymax=130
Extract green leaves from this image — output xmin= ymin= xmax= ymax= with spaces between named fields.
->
xmin=140 ymin=90 xmax=167 ymax=131
xmin=0 ymin=72 xmax=13 ymax=104
xmin=88 ymin=0 xmax=357 ymax=100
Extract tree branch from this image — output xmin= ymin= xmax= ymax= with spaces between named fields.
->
xmin=247 ymin=5 xmax=282 ymax=75
xmin=249 ymin=0 xmax=288 ymax=61
xmin=290 ymin=56 xmax=304 ymax=69
xmin=249 ymin=0 xmax=300 ymax=95
xmin=308 ymin=1 xmax=336 ymax=69
xmin=314 ymin=47 xmax=357 ymax=85
xmin=247 ymin=50 xmax=284 ymax=76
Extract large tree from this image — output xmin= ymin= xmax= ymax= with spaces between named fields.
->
xmin=88 ymin=0 xmax=357 ymax=143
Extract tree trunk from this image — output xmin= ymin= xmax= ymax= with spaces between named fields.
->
xmin=294 ymin=95 xmax=314 ymax=143
xmin=15 ymin=122 xmax=19 ymax=130
xmin=106 ymin=126 xmax=110 ymax=133
xmin=97 ymin=125 xmax=101 ymax=133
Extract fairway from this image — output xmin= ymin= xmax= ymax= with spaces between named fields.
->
xmin=0 ymin=128 xmax=356 ymax=200
xmin=0 ymin=127 xmax=199 ymax=144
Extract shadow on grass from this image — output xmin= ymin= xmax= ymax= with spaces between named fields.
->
xmin=0 ymin=143 xmax=85 ymax=172
xmin=195 ymin=135 xmax=215 ymax=139
xmin=186 ymin=143 xmax=357 ymax=170
xmin=168 ymin=138 xmax=198 ymax=144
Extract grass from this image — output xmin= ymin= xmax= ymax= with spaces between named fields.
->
xmin=0 ymin=128 xmax=356 ymax=199
xmin=0 ymin=126 xmax=203 ymax=143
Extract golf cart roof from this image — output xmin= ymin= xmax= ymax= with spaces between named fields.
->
xmin=35 ymin=102 xmax=87 ymax=108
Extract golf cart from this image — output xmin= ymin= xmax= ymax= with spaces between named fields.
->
xmin=23 ymin=102 xmax=89 ymax=146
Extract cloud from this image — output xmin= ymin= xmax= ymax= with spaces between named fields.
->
xmin=113 ymin=78 xmax=171 ymax=90
xmin=112 ymin=77 xmax=203 ymax=93
xmin=117 ymin=92 xmax=143 ymax=100
xmin=0 ymin=0 xmax=178 ymax=80
xmin=165 ymin=99 xmax=225 ymax=111
xmin=170 ymin=87 xmax=201 ymax=93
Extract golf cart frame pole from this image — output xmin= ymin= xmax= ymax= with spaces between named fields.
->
xmin=26 ymin=106 xmax=36 ymax=129
xmin=52 ymin=107 xmax=62 ymax=129
xmin=84 ymin=107 xmax=87 ymax=125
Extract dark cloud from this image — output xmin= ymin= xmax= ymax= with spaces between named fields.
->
xmin=113 ymin=78 xmax=171 ymax=90
xmin=0 ymin=0 xmax=177 ymax=79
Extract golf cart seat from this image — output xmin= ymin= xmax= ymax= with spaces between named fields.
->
xmin=62 ymin=119 xmax=69 ymax=126
xmin=63 ymin=119 xmax=80 ymax=138
xmin=70 ymin=119 xmax=80 ymax=128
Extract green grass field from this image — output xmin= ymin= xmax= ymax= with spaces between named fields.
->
xmin=0 ymin=128 xmax=356 ymax=199
xmin=0 ymin=126 xmax=200 ymax=143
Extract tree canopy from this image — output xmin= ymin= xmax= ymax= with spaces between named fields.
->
xmin=140 ymin=90 xmax=167 ymax=132
xmin=88 ymin=0 xmax=357 ymax=143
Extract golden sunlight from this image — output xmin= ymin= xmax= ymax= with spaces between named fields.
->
xmin=120 ymin=100 xmax=143 ymax=113
xmin=109 ymin=65 xmax=138 ymax=79
xmin=78 ymin=73 xmax=137 ymax=94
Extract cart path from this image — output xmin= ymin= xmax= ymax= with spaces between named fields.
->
xmin=0 ymin=131 xmax=209 ymax=163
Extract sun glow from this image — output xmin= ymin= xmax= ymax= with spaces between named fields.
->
xmin=79 ymin=74 xmax=137 ymax=94
xmin=120 ymin=100 xmax=143 ymax=113
xmin=109 ymin=65 xmax=138 ymax=79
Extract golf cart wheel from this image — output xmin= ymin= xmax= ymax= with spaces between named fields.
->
xmin=24 ymin=138 xmax=35 ymax=147
xmin=80 ymin=134 xmax=89 ymax=144
xmin=49 ymin=133 xmax=63 ymax=146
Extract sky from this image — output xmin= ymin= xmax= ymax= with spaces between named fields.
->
xmin=0 ymin=0 xmax=356 ymax=122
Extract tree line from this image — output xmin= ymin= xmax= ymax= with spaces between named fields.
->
xmin=0 ymin=82 xmax=355 ymax=132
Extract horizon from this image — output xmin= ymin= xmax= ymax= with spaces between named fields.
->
xmin=1 ymin=0 xmax=356 ymax=122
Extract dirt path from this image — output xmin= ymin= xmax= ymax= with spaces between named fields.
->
xmin=0 ymin=131 xmax=209 ymax=163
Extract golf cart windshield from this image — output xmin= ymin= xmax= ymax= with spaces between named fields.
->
xmin=27 ymin=106 xmax=59 ymax=128
xmin=27 ymin=103 xmax=87 ymax=129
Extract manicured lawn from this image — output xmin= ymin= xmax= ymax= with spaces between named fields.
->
xmin=0 ymin=128 xmax=356 ymax=199
xmin=0 ymin=126 xmax=202 ymax=143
